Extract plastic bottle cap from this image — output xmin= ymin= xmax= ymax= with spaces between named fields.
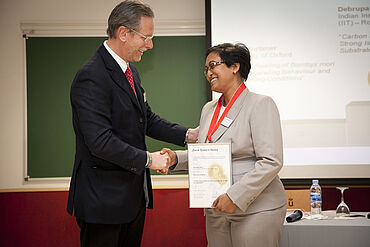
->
xmin=312 ymin=179 xmax=319 ymax=184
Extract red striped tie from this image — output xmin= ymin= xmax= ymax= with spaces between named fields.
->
xmin=125 ymin=66 xmax=136 ymax=95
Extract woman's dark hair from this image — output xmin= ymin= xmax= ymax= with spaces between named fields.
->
xmin=206 ymin=43 xmax=251 ymax=81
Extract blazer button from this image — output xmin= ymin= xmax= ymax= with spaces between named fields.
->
xmin=131 ymin=167 xmax=137 ymax=171
xmin=139 ymin=118 xmax=143 ymax=123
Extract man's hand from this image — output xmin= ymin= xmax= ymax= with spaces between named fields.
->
xmin=149 ymin=151 xmax=170 ymax=170
xmin=186 ymin=126 xmax=199 ymax=143
xmin=156 ymin=148 xmax=178 ymax=174
xmin=160 ymin=148 xmax=177 ymax=166
xmin=212 ymin=193 xmax=237 ymax=213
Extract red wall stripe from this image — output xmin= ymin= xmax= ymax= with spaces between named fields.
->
xmin=0 ymin=188 xmax=369 ymax=247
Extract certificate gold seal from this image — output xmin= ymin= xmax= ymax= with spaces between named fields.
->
xmin=208 ymin=164 xmax=228 ymax=185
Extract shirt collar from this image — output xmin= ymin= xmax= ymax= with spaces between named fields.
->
xmin=103 ymin=40 xmax=128 ymax=73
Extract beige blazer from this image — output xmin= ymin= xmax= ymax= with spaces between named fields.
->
xmin=174 ymin=86 xmax=286 ymax=213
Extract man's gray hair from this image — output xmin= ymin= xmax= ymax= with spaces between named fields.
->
xmin=107 ymin=0 xmax=154 ymax=38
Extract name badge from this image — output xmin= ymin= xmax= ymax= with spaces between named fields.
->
xmin=221 ymin=117 xmax=233 ymax=127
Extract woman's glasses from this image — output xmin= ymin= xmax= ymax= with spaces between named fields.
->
xmin=204 ymin=61 xmax=224 ymax=77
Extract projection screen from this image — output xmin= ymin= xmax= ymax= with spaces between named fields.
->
xmin=210 ymin=0 xmax=370 ymax=179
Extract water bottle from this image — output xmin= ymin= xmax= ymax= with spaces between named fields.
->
xmin=310 ymin=179 xmax=322 ymax=215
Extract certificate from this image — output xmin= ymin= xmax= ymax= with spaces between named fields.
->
xmin=188 ymin=143 xmax=232 ymax=208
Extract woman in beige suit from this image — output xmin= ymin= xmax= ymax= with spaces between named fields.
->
xmin=162 ymin=43 xmax=286 ymax=247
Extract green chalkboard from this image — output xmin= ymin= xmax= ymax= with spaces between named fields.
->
xmin=26 ymin=36 xmax=206 ymax=178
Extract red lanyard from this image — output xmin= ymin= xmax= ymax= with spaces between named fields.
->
xmin=207 ymin=83 xmax=246 ymax=142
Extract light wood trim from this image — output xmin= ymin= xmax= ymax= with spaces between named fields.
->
xmin=20 ymin=20 xmax=205 ymax=37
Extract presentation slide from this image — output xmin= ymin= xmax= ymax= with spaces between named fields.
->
xmin=211 ymin=0 xmax=370 ymax=178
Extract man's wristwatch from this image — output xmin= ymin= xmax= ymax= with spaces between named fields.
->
xmin=185 ymin=129 xmax=190 ymax=143
xmin=145 ymin=151 xmax=152 ymax=168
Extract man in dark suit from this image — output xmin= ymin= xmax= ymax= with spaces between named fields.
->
xmin=66 ymin=1 xmax=198 ymax=246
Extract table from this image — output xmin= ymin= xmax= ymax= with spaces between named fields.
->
xmin=279 ymin=211 xmax=370 ymax=247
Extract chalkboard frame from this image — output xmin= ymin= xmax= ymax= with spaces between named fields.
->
xmin=24 ymin=35 xmax=207 ymax=179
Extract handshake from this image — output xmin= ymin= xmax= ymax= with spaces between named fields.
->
xmin=149 ymin=126 xmax=199 ymax=174
xmin=148 ymin=148 xmax=176 ymax=174
xmin=148 ymin=127 xmax=199 ymax=174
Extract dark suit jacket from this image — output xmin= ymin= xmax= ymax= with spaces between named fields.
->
xmin=67 ymin=44 xmax=187 ymax=224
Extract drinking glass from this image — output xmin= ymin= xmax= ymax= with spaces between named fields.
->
xmin=336 ymin=187 xmax=350 ymax=217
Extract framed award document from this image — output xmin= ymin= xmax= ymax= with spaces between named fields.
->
xmin=187 ymin=143 xmax=232 ymax=208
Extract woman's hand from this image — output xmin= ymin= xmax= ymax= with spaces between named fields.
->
xmin=212 ymin=193 xmax=237 ymax=213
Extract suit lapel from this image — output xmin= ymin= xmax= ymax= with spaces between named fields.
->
xmin=130 ymin=65 xmax=146 ymax=113
xmin=98 ymin=45 xmax=143 ymax=113
xmin=210 ymin=88 xmax=249 ymax=143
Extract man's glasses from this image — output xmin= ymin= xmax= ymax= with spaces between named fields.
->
xmin=129 ymin=28 xmax=154 ymax=42
xmin=204 ymin=61 xmax=225 ymax=77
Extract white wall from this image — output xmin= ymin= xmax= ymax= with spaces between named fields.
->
xmin=0 ymin=0 xmax=204 ymax=190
